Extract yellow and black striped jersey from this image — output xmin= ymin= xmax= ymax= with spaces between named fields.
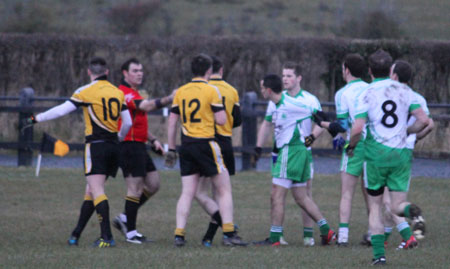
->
xmin=171 ymin=77 xmax=224 ymax=141
xmin=70 ymin=76 xmax=127 ymax=143
xmin=209 ymin=75 xmax=240 ymax=137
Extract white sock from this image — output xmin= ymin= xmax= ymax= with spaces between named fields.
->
xmin=120 ymin=213 xmax=127 ymax=223
xmin=339 ymin=227 xmax=349 ymax=240
xmin=127 ymin=230 xmax=137 ymax=239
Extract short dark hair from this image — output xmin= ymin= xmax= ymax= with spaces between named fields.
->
xmin=368 ymin=49 xmax=393 ymax=78
xmin=282 ymin=61 xmax=302 ymax=76
xmin=212 ymin=56 xmax=223 ymax=73
xmin=88 ymin=57 xmax=108 ymax=76
xmin=121 ymin=58 xmax=140 ymax=72
xmin=263 ymin=74 xmax=283 ymax=93
xmin=343 ymin=53 xmax=366 ymax=78
xmin=392 ymin=60 xmax=413 ymax=83
xmin=191 ymin=54 xmax=212 ymax=76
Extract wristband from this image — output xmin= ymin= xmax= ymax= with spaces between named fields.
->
xmin=150 ymin=138 xmax=157 ymax=144
xmin=169 ymin=148 xmax=176 ymax=152
xmin=155 ymin=98 xmax=163 ymax=109
xmin=30 ymin=115 xmax=37 ymax=124
xmin=344 ymin=143 xmax=355 ymax=153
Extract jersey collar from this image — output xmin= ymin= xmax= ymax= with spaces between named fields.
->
xmin=372 ymin=77 xmax=389 ymax=83
xmin=285 ymin=89 xmax=303 ymax=98
xmin=347 ymin=78 xmax=363 ymax=85
xmin=209 ymin=74 xmax=223 ymax=81
xmin=275 ymin=94 xmax=285 ymax=108
xmin=95 ymin=75 xmax=108 ymax=81
xmin=191 ymin=77 xmax=208 ymax=83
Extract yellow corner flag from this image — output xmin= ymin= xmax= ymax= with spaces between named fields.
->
xmin=40 ymin=133 xmax=69 ymax=157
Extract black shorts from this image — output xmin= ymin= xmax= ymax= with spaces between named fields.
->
xmin=84 ymin=141 xmax=120 ymax=178
xmin=179 ymin=140 xmax=226 ymax=177
xmin=216 ymin=135 xmax=235 ymax=176
xmin=119 ymin=141 xmax=157 ymax=178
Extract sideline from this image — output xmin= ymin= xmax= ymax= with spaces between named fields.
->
xmin=0 ymin=154 xmax=448 ymax=179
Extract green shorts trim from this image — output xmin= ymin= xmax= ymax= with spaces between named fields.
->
xmin=363 ymin=161 xmax=411 ymax=192
xmin=272 ymin=145 xmax=312 ymax=183
xmin=340 ymin=141 xmax=364 ymax=176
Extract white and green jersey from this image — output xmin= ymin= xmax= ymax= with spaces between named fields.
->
xmin=335 ymin=79 xmax=369 ymax=140
xmin=265 ymin=91 xmax=320 ymax=149
xmin=406 ymin=91 xmax=430 ymax=149
xmin=355 ymin=78 xmax=421 ymax=167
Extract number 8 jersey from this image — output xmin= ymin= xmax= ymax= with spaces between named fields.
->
xmin=171 ymin=77 xmax=224 ymax=142
xmin=70 ymin=76 xmax=128 ymax=143
xmin=354 ymin=78 xmax=421 ymax=166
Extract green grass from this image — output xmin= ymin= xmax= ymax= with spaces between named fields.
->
xmin=1 ymin=166 xmax=449 ymax=268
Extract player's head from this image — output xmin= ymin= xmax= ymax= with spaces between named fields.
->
xmin=88 ymin=57 xmax=108 ymax=77
xmin=191 ymin=53 xmax=212 ymax=78
xmin=212 ymin=56 xmax=223 ymax=75
xmin=261 ymin=74 xmax=282 ymax=99
xmin=121 ymin=58 xmax=143 ymax=88
xmin=342 ymin=53 xmax=366 ymax=79
xmin=368 ymin=49 xmax=393 ymax=78
xmin=282 ymin=61 xmax=302 ymax=91
xmin=390 ymin=60 xmax=412 ymax=84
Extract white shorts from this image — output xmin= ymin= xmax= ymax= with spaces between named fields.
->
xmin=272 ymin=177 xmax=308 ymax=189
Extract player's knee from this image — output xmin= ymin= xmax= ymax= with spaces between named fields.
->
xmin=271 ymin=195 xmax=285 ymax=209
xmin=145 ymin=181 xmax=160 ymax=195
xmin=127 ymin=188 xmax=142 ymax=198
xmin=194 ymin=192 xmax=208 ymax=204
xmin=367 ymin=187 xmax=384 ymax=196
xmin=293 ymin=195 xmax=308 ymax=207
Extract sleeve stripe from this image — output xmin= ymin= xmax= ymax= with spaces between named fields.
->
xmin=355 ymin=112 xmax=368 ymax=119
xmin=337 ymin=112 xmax=349 ymax=119
xmin=409 ymin=104 xmax=421 ymax=112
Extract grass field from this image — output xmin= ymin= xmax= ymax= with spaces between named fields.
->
xmin=1 ymin=166 xmax=449 ymax=268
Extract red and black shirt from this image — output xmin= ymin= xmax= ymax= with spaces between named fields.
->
xmin=118 ymin=81 xmax=148 ymax=142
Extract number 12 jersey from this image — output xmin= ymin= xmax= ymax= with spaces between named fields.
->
xmin=171 ymin=77 xmax=224 ymax=142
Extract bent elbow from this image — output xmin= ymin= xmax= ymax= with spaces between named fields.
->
xmin=428 ymin=119 xmax=435 ymax=130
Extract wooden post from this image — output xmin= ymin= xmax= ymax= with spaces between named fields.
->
xmin=241 ymin=92 xmax=257 ymax=170
xmin=18 ymin=87 xmax=34 ymax=166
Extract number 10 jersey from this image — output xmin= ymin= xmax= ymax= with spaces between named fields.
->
xmin=70 ymin=77 xmax=127 ymax=143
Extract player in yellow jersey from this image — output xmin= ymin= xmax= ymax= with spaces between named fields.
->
xmin=23 ymin=57 xmax=132 ymax=248
xmin=166 ymin=54 xmax=247 ymax=247
xmin=193 ymin=56 xmax=242 ymax=246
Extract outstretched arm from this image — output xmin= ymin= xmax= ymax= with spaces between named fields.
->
xmin=35 ymin=101 xmax=77 ymax=122
xmin=138 ymin=89 xmax=176 ymax=112
xmin=311 ymin=124 xmax=324 ymax=139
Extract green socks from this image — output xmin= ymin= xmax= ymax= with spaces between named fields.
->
xmin=317 ymin=219 xmax=330 ymax=236
xmin=304 ymin=227 xmax=314 ymax=238
xmin=270 ymin=225 xmax=283 ymax=243
xmin=371 ymin=234 xmax=385 ymax=259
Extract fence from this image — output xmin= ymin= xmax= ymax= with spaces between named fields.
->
xmin=1 ymin=89 xmax=450 ymax=169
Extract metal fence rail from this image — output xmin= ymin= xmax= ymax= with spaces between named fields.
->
xmin=1 ymin=89 xmax=450 ymax=168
